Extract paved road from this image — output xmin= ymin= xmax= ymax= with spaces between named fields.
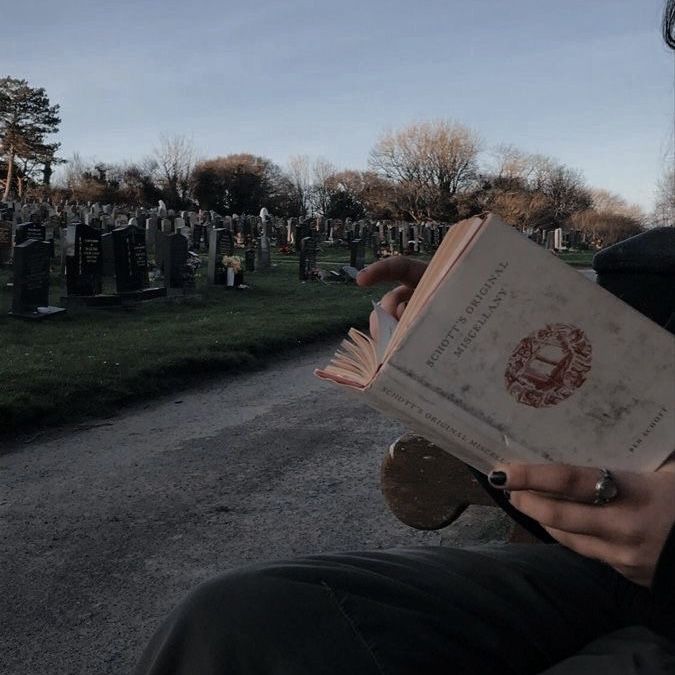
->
xmin=0 ymin=342 xmax=508 ymax=675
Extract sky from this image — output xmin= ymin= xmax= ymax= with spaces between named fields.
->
xmin=4 ymin=0 xmax=674 ymax=212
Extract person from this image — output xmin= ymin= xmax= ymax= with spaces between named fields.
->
xmin=135 ymin=7 xmax=675 ymax=674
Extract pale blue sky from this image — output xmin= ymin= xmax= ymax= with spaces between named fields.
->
xmin=5 ymin=0 xmax=674 ymax=211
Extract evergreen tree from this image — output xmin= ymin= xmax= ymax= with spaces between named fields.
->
xmin=0 ymin=77 xmax=61 ymax=201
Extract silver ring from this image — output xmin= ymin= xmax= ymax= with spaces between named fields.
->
xmin=593 ymin=468 xmax=619 ymax=505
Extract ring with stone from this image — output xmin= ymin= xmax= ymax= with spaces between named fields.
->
xmin=593 ymin=468 xmax=619 ymax=505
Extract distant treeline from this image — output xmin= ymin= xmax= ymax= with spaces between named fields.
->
xmin=2 ymin=77 xmax=672 ymax=247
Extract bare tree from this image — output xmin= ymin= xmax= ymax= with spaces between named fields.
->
xmin=369 ymin=120 xmax=480 ymax=221
xmin=590 ymin=188 xmax=645 ymax=223
xmin=310 ymin=157 xmax=337 ymax=216
xmin=287 ymin=155 xmax=312 ymax=216
xmin=154 ymin=134 xmax=196 ymax=207
xmin=653 ymin=168 xmax=675 ymax=226
xmin=490 ymin=144 xmax=533 ymax=183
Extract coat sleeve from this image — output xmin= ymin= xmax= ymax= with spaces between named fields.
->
xmin=652 ymin=521 xmax=675 ymax=605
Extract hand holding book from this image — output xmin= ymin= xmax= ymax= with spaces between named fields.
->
xmin=316 ymin=214 xmax=675 ymax=474
xmin=349 ymin=217 xmax=675 ymax=590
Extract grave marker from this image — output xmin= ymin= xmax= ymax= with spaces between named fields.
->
xmin=10 ymin=239 xmax=65 ymax=318
xmin=161 ymin=233 xmax=191 ymax=289
xmin=256 ymin=236 xmax=271 ymax=270
xmin=207 ymin=228 xmax=235 ymax=285
xmin=0 ymin=221 xmax=12 ymax=265
xmin=350 ymin=238 xmax=366 ymax=270
xmin=65 ymin=224 xmax=103 ymax=296
xmin=15 ymin=222 xmax=46 ymax=246
xmin=299 ymin=237 xmax=317 ymax=281
xmin=102 ymin=226 xmax=149 ymax=293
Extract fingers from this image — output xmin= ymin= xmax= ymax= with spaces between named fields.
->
xmin=357 ymin=257 xmax=427 ymax=289
xmin=489 ymin=463 xmax=621 ymax=504
xmin=379 ymin=286 xmax=413 ymax=317
xmin=510 ymin=491 xmax=614 ymax=538
xmin=369 ymin=286 xmax=413 ymax=340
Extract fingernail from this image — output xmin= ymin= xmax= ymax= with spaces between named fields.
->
xmin=488 ymin=471 xmax=507 ymax=487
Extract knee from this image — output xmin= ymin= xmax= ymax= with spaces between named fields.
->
xmin=177 ymin=562 xmax=309 ymax=633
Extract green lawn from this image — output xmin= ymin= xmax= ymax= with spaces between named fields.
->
xmin=558 ymin=250 xmax=595 ymax=267
xmin=0 ymin=244 xmax=592 ymax=436
xmin=0 ymin=247 xmax=381 ymax=435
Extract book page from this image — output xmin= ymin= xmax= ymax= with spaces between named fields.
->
xmin=372 ymin=301 xmax=399 ymax=362
xmin=385 ymin=215 xmax=675 ymax=472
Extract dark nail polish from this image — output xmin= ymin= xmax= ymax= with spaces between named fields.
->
xmin=488 ymin=471 xmax=507 ymax=487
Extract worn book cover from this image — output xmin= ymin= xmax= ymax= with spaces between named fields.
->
xmin=317 ymin=214 xmax=675 ymax=474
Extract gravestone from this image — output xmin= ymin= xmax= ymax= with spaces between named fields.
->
xmin=146 ymin=215 xmax=158 ymax=258
xmin=15 ymin=222 xmax=46 ymax=246
xmin=102 ymin=226 xmax=149 ymax=294
xmin=10 ymin=239 xmax=65 ymax=318
xmin=544 ymin=230 xmax=555 ymax=250
xmin=178 ymin=225 xmax=193 ymax=248
xmin=0 ymin=221 xmax=12 ymax=265
xmin=350 ymin=238 xmax=366 ymax=270
xmin=256 ymin=236 xmax=271 ymax=270
xmin=371 ymin=232 xmax=380 ymax=260
xmin=245 ymin=248 xmax=255 ymax=273
xmin=299 ymin=236 xmax=317 ymax=281
xmin=65 ymin=223 xmax=102 ymax=296
xmin=207 ymin=228 xmax=235 ymax=285
xmin=161 ymin=233 xmax=192 ymax=290
xmin=189 ymin=212 xmax=203 ymax=250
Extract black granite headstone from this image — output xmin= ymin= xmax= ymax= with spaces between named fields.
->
xmin=0 ymin=221 xmax=12 ymax=264
xmin=299 ymin=237 xmax=317 ymax=281
xmin=65 ymin=223 xmax=102 ymax=296
xmin=296 ymin=220 xmax=312 ymax=252
xmin=10 ymin=239 xmax=65 ymax=317
xmin=207 ymin=228 xmax=235 ymax=285
xmin=15 ymin=222 xmax=46 ymax=246
xmin=162 ymin=233 xmax=190 ymax=289
xmin=245 ymin=248 xmax=255 ymax=273
xmin=103 ymin=226 xmax=149 ymax=293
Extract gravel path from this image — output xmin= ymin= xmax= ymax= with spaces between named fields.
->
xmin=1 ymin=341 xmax=507 ymax=675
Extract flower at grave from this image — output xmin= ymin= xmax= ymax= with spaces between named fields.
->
xmin=222 ymin=255 xmax=242 ymax=272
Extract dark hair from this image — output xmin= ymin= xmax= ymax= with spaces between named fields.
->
xmin=665 ymin=0 xmax=675 ymax=49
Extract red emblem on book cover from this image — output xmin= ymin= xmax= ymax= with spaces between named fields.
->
xmin=505 ymin=323 xmax=592 ymax=408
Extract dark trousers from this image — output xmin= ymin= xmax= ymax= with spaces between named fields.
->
xmin=135 ymin=544 xmax=675 ymax=675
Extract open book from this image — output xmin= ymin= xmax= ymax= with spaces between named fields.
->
xmin=316 ymin=213 xmax=675 ymax=474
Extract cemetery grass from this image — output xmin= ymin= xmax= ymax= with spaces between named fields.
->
xmin=0 ymin=252 xmax=384 ymax=436
xmin=558 ymin=250 xmax=595 ymax=267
